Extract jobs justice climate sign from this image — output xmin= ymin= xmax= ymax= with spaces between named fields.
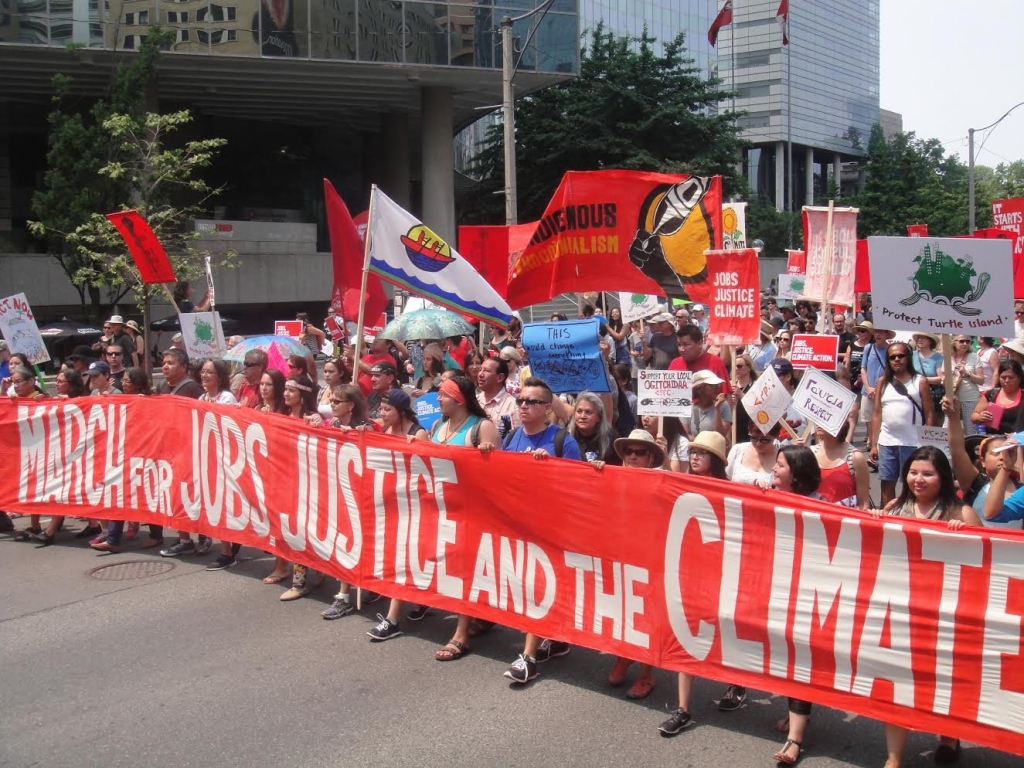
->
xmin=3 ymin=397 xmax=1024 ymax=757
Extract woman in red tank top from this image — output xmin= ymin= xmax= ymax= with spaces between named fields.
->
xmin=811 ymin=421 xmax=871 ymax=509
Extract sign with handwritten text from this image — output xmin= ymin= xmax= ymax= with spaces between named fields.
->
xmin=0 ymin=293 xmax=50 ymax=365
xmin=741 ymin=366 xmax=792 ymax=434
xmin=637 ymin=369 xmax=692 ymax=417
xmin=521 ymin=318 xmax=610 ymax=393
xmin=790 ymin=367 xmax=854 ymax=436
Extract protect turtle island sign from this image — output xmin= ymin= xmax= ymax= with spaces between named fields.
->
xmin=867 ymin=237 xmax=1014 ymax=337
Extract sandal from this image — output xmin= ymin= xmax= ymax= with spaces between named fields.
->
xmin=435 ymin=639 xmax=470 ymax=661
xmin=262 ymin=572 xmax=289 ymax=584
xmin=468 ymin=618 xmax=495 ymax=638
xmin=626 ymin=674 xmax=655 ymax=700
xmin=773 ymin=739 xmax=802 ymax=765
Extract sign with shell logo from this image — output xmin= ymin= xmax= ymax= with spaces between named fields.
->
xmin=741 ymin=365 xmax=793 ymax=435
xmin=867 ymin=237 xmax=1013 ymax=337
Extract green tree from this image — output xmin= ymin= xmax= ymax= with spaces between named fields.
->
xmin=746 ymin=195 xmax=802 ymax=259
xmin=993 ymin=159 xmax=1024 ymax=199
xmin=460 ymin=24 xmax=745 ymax=223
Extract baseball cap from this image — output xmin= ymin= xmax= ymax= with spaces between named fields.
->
xmin=86 ymin=360 xmax=111 ymax=376
xmin=770 ymin=358 xmax=794 ymax=376
xmin=382 ymin=389 xmax=412 ymax=412
xmin=692 ymin=370 xmax=725 ymax=387
xmin=370 ymin=361 xmax=397 ymax=376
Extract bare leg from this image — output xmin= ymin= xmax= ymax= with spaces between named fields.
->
xmin=386 ymin=598 xmax=403 ymax=623
xmin=881 ymin=480 xmax=897 ymax=508
xmin=263 ymin=555 xmax=289 ymax=582
xmin=523 ymin=633 xmax=541 ymax=658
xmin=677 ymin=672 xmax=693 ymax=711
xmin=884 ymin=723 xmax=907 ymax=768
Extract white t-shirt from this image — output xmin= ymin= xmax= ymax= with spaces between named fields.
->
xmin=200 ymin=390 xmax=238 ymax=405
xmin=727 ymin=442 xmax=775 ymax=486
xmin=667 ymin=434 xmax=690 ymax=463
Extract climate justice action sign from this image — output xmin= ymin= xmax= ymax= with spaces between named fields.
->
xmin=3 ymin=397 xmax=1024 ymax=757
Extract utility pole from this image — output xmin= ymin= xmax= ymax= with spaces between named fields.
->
xmin=502 ymin=16 xmax=516 ymax=226
xmin=968 ymin=100 xmax=1024 ymax=235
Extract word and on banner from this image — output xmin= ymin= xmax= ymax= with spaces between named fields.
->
xmin=521 ymin=318 xmax=610 ymax=394
xmin=0 ymin=292 xmax=49 ymax=365
xmin=868 ymin=237 xmax=1014 ymax=336
xmin=741 ymin=366 xmax=792 ymax=434
xmin=703 ymin=249 xmax=760 ymax=346
xmin=637 ymin=369 xmax=693 ymax=417
xmin=790 ymin=368 xmax=854 ymax=437
xmin=4 ymin=397 xmax=1024 ymax=757
xmin=789 ymin=334 xmax=839 ymax=371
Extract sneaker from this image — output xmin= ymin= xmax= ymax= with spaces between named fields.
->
xmin=503 ymin=653 xmax=538 ymax=684
xmin=323 ymin=598 xmax=355 ymax=620
xmin=367 ymin=613 xmax=402 ymax=641
xmin=206 ymin=554 xmax=236 ymax=571
xmin=406 ymin=604 xmax=430 ymax=622
xmin=717 ymin=685 xmax=747 ymax=712
xmin=89 ymin=533 xmax=107 ymax=545
xmin=160 ymin=540 xmax=196 ymax=557
xmin=535 ymin=639 xmax=571 ymax=663
xmin=91 ymin=540 xmax=122 ymax=553
xmin=195 ymin=536 xmax=213 ymax=555
xmin=658 ymin=708 xmax=693 ymax=736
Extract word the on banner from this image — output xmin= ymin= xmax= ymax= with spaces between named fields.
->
xmin=521 ymin=318 xmax=610 ymax=394
xmin=867 ymin=237 xmax=1014 ymax=337
xmin=777 ymin=273 xmax=805 ymax=301
xmin=4 ymin=397 xmax=1024 ymax=757
xmin=275 ymin=320 xmax=303 ymax=338
xmin=704 ymin=248 xmax=760 ymax=346
xmin=741 ymin=366 xmax=792 ymax=434
xmin=637 ymin=369 xmax=692 ymax=417
xmin=789 ymin=334 xmax=839 ymax=371
xmin=790 ymin=368 xmax=854 ymax=436
xmin=414 ymin=392 xmax=443 ymax=431
xmin=0 ymin=293 xmax=50 ymax=365
xmin=105 ymin=209 xmax=176 ymax=285
xmin=619 ymin=292 xmax=661 ymax=324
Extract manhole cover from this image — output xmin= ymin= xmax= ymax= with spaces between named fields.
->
xmin=89 ymin=560 xmax=176 ymax=581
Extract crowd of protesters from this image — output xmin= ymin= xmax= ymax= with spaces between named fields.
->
xmin=4 ymin=295 xmax=1024 ymax=768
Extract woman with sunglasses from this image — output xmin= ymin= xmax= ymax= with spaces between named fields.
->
xmin=773 ymin=331 xmax=792 ymax=360
xmin=257 ymin=369 xmax=288 ymax=415
xmin=315 ymin=357 xmax=346 ymax=420
xmin=658 ymin=431 xmax=729 ymax=736
xmin=971 ymin=360 xmax=1023 ymax=434
xmin=727 ymin=421 xmax=780 ymax=487
xmin=323 ymin=383 xmax=376 ymax=431
xmin=870 ymin=342 xmax=933 ymax=507
xmin=846 ymin=324 xmax=870 ymax=391
xmin=948 ymin=335 xmax=983 ymax=434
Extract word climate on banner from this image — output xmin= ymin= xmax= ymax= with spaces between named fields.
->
xmin=703 ymin=248 xmax=760 ymax=346
xmin=619 ymin=293 xmax=661 ymax=323
xmin=637 ymin=370 xmax=693 ymax=417
xmin=867 ymin=237 xmax=1014 ymax=336
xmin=521 ymin=318 xmax=610 ymax=394
xmin=802 ymin=206 xmax=858 ymax=308
xmin=0 ymin=293 xmax=49 ymax=365
xmin=6 ymin=397 xmax=1024 ymax=756
xmin=790 ymin=368 xmax=854 ymax=436
xmin=789 ymin=334 xmax=839 ymax=371
xmin=741 ymin=365 xmax=792 ymax=433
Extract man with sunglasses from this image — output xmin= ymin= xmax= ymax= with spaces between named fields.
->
xmin=501 ymin=376 xmax=581 ymax=685
xmin=1014 ymin=302 xmax=1024 ymax=341
xmin=103 ymin=344 xmax=128 ymax=391
xmin=233 ymin=349 xmax=268 ymax=408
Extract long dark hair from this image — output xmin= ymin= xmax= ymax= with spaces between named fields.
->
xmin=333 ymin=383 xmax=370 ymax=426
xmin=997 ymin=360 xmax=1024 ymax=392
xmin=462 ymin=350 xmax=485 ymax=379
xmin=60 ymin=369 xmax=89 ymax=398
xmin=287 ymin=372 xmax=318 ymax=416
xmin=878 ymin=342 xmax=919 ymax=393
xmin=779 ymin=445 xmax=821 ymax=496
xmin=892 ymin=446 xmax=962 ymax=521
xmin=124 ymin=366 xmax=152 ymax=395
xmin=204 ymin=359 xmax=232 ymax=393
xmin=450 ymin=374 xmax=488 ymax=420
xmin=608 ymin=307 xmax=623 ymax=333
xmin=260 ymin=369 xmax=288 ymax=413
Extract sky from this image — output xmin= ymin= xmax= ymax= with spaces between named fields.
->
xmin=880 ymin=0 xmax=1024 ymax=168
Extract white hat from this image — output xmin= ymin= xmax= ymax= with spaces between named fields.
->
xmin=692 ymin=370 xmax=724 ymax=387
xmin=107 ymin=314 xmax=124 ymax=325
xmin=613 ymin=429 xmax=666 ymax=467
xmin=691 ymin=304 xmax=706 ymax=313
xmin=649 ymin=312 xmax=675 ymax=324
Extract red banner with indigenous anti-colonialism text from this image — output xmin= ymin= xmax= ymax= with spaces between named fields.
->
xmin=3 ymin=397 xmax=1024 ymax=758
xmin=105 ymin=210 xmax=176 ymax=284
xmin=703 ymin=248 xmax=760 ymax=346
xmin=506 ymin=171 xmax=723 ymax=308
xmin=458 ymin=223 xmax=536 ymax=300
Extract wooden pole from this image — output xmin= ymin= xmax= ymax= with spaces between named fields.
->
xmin=779 ymin=419 xmax=800 ymax=441
xmin=728 ymin=345 xmax=737 ymax=447
xmin=820 ymin=200 xmax=835 ymax=331
xmin=941 ymin=333 xmax=954 ymax=427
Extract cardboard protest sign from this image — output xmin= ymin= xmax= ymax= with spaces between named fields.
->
xmin=178 ymin=312 xmax=227 ymax=359
xmin=0 ymin=293 xmax=50 ymax=365
xmin=275 ymin=320 xmax=303 ymax=338
xmin=414 ymin=392 xmax=443 ymax=431
xmin=917 ymin=425 xmax=952 ymax=462
xmin=790 ymin=368 xmax=854 ymax=436
xmin=868 ymin=237 xmax=1014 ymax=337
xmin=637 ymin=369 xmax=692 ymax=417
xmin=105 ymin=210 xmax=176 ymax=284
xmin=521 ymin=318 xmax=610 ymax=393
xmin=789 ymin=334 xmax=839 ymax=371
xmin=777 ymin=273 xmax=805 ymax=300
xmin=741 ymin=365 xmax=792 ymax=434
xmin=703 ymin=248 xmax=760 ymax=346
xmin=619 ymin=292 xmax=661 ymax=323
xmin=802 ymin=207 xmax=858 ymax=308
xmin=722 ymin=202 xmax=747 ymax=248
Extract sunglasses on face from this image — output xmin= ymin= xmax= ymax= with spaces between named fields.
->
xmin=243 ymin=361 xmax=262 ymax=368
xmin=749 ymin=435 xmax=773 ymax=444
xmin=623 ymin=447 xmax=651 ymax=457
xmin=515 ymin=397 xmax=549 ymax=407
xmin=956 ymin=339 xmax=970 ymax=344
xmin=106 ymin=351 xmax=122 ymax=357
xmin=330 ymin=398 xmax=350 ymax=405
xmin=889 ymin=353 xmax=908 ymax=361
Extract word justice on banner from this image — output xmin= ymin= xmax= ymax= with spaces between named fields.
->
xmin=3 ymin=398 xmax=1024 ymax=757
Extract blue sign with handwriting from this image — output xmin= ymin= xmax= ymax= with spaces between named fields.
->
xmin=521 ymin=318 xmax=610 ymax=394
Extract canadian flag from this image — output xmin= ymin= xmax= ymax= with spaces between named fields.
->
xmin=708 ymin=0 xmax=733 ymax=47
xmin=777 ymin=0 xmax=789 ymax=46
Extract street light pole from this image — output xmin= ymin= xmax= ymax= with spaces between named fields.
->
xmin=968 ymin=100 xmax=1024 ymax=234
xmin=502 ymin=16 xmax=517 ymax=226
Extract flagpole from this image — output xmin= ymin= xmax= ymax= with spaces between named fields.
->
xmin=785 ymin=16 xmax=793 ymax=246
xmin=352 ymin=185 xmax=377 ymax=371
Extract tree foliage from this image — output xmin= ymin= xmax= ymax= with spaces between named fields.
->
xmin=746 ymin=195 xmax=802 ymax=259
xmin=993 ymin=160 xmax=1024 ymax=200
xmin=854 ymin=124 xmax=990 ymax=238
xmin=460 ymin=25 xmax=745 ymax=224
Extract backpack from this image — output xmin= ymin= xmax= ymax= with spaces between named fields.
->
xmin=431 ymin=417 xmax=484 ymax=447
xmin=502 ymin=425 xmax=569 ymax=457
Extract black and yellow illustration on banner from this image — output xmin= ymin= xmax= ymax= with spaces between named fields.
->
xmin=628 ymin=176 xmax=718 ymax=291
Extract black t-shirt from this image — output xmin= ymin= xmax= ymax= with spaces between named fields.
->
xmin=733 ymin=383 xmax=753 ymax=443
xmin=648 ymin=333 xmax=679 ymax=370
xmin=157 ymin=378 xmax=203 ymax=399
xmin=836 ymin=332 xmax=855 ymax=354
xmin=574 ymin=431 xmax=621 ymax=465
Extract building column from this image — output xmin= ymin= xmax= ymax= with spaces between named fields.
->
xmin=421 ymin=86 xmax=455 ymax=244
xmin=805 ymin=145 xmax=814 ymax=206
xmin=833 ymin=153 xmax=842 ymax=198
xmin=381 ymin=113 xmax=410 ymax=209
xmin=775 ymin=141 xmax=785 ymax=212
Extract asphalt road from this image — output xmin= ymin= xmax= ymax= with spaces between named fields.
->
xmin=1 ymin=519 xmax=1019 ymax=768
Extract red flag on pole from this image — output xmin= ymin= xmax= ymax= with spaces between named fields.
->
xmin=777 ymin=0 xmax=789 ymax=45
xmin=708 ymin=0 xmax=733 ymax=47
xmin=105 ymin=210 xmax=176 ymax=284
xmin=323 ymin=179 xmax=388 ymax=329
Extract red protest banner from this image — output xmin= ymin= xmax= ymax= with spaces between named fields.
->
xmin=855 ymin=239 xmax=871 ymax=293
xmin=703 ymin=248 xmax=760 ymax=346
xmin=907 ymin=224 xmax=929 ymax=237
xmin=789 ymin=333 xmax=839 ymax=370
xmin=274 ymin=320 xmax=303 ymax=337
xmin=786 ymin=249 xmax=806 ymax=275
xmin=3 ymin=397 xmax=1024 ymax=758
xmin=324 ymin=180 xmax=388 ymax=325
xmin=105 ymin=210 xmax=176 ymax=284
xmin=802 ymin=207 xmax=858 ymax=308
xmin=457 ymin=224 xmax=533 ymax=300
xmin=991 ymin=197 xmax=1024 ymax=297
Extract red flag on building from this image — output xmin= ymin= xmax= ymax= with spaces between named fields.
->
xmin=777 ymin=0 xmax=789 ymax=45
xmin=708 ymin=0 xmax=733 ymax=47
xmin=323 ymin=179 xmax=388 ymax=327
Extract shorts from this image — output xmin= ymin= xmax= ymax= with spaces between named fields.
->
xmin=860 ymin=393 xmax=874 ymax=425
xmin=878 ymin=444 xmax=918 ymax=483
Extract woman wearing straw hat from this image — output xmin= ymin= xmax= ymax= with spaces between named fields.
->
xmin=912 ymin=332 xmax=944 ymax=426
xmin=124 ymin=319 xmax=143 ymax=368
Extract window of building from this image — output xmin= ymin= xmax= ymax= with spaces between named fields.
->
xmin=197 ymin=4 xmax=236 ymax=22
xmin=138 ymin=9 xmax=148 ymax=23
xmin=124 ymin=11 xmax=134 ymax=24
xmin=177 ymin=28 xmax=189 ymax=42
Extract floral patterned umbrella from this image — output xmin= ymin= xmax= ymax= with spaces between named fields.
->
xmin=224 ymin=334 xmax=311 ymax=365
xmin=377 ymin=309 xmax=475 ymax=342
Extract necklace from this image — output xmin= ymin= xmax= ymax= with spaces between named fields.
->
xmin=440 ymin=414 xmax=470 ymax=443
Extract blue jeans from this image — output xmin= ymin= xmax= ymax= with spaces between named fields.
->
xmin=104 ymin=520 xmax=163 ymax=546
xmin=878 ymin=445 xmax=918 ymax=482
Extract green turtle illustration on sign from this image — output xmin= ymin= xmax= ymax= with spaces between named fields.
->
xmin=790 ymin=277 xmax=805 ymax=294
xmin=630 ymin=294 xmax=648 ymax=306
xmin=193 ymin=317 xmax=215 ymax=343
xmin=900 ymin=243 xmax=990 ymax=317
